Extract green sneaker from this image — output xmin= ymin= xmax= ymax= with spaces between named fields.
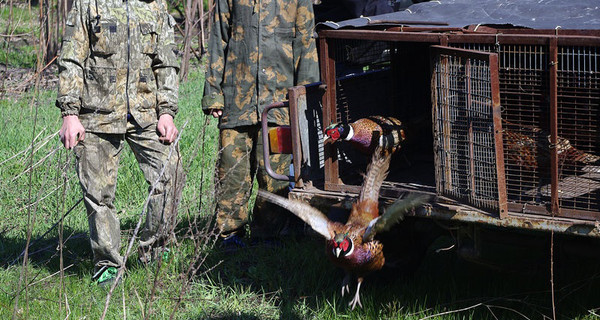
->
xmin=93 ymin=266 xmax=119 ymax=287
xmin=161 ymin=248 xmax=170 ymax=261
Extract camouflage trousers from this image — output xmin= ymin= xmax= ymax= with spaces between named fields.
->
xmin=215 ymin=125 xmax=293 ymax=237
xmin=74 ymin=120 xmax=183 ymax=270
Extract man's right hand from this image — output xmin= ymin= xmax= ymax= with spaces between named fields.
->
xmin=59 ymin=115 xmax=86 ymax=149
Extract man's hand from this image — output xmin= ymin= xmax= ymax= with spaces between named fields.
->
xmin=59 ymin=115 xmax=85 ymax=149
xmin=157 ymin=114 xmax=179 ymax=144
xmin=210 ymin=109 xmax=222 ymax=118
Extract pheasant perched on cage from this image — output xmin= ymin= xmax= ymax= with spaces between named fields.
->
xmin=258 ymin=148 xmax=429 ymax=309
xmin=324 ymin=116 xmax=406 ymax=155
xmin=504 ymin=127 xmax=600 ymax=170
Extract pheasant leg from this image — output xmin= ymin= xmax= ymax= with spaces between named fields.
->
xmin=348 ymin=278 xmax=363 ymax=310
xmin=340 ymin=273 xmax=351 ymax=297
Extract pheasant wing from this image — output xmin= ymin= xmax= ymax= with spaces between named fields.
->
xmin=257 ymin=190 xmax=332 ymax=240
xmin=362 ymin=193 xmax=432 ymax=242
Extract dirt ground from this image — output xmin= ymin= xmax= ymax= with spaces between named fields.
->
xmin=0 ymin=63 xmax=59 ymax=97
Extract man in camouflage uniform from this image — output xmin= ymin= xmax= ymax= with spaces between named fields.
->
xmin=56 ymin=0 xmax=181 ymax=285
xmin=202 ymin=0 xmax=319 ymax=243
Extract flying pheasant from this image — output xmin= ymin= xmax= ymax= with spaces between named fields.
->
xmin=324 ymin=116 xmax=406 ymax=155
xmin=257 ymin=149 xmax=429 ymax=309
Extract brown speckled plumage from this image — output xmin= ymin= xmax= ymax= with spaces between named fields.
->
xmin=504 ymin=127 xmax=600 ymax=170
xmin=325 ymin=116 xmax=405 ymax=155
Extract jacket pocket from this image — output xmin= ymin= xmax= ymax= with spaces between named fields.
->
xmin=136 ymin=68 xmax=157 ymax=109
xmin=139 ymin=22 xmax=158 ymax=54
xmin=90 ymin=19 xmax=118 ymax=55
xmin=82 ymin=67 xmax=117 ymax=112
xmin=273 ymin=28 xmax=294 ymax=76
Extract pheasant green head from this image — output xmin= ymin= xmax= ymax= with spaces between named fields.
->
xmin=331 ymin=232 xmax=354 ymax=258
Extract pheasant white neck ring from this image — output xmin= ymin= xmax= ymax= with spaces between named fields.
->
xmin=343 ymin=125 xmax=354 ymax=141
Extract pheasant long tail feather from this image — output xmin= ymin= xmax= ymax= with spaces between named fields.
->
xmin=359 ymin=146 xmax=392 ymax=203
xmin=257 ymin=190 xmax=332 ymax=240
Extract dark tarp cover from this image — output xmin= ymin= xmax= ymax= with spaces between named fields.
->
xmin=317 ymin=0 xmax=600 ymax=30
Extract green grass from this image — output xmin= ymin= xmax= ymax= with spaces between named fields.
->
xmin=0 ymin=4 xmax=39 ymax=36
xmin=0 ymin=44 xmax=38 ymax=69
xmin=0 ymin=4 xmax=40 ymax=69
xmin=1 ymin=67 xmax=600 ymax=319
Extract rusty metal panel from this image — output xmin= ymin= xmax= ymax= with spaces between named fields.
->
xmin=288 ymin=86 xmax=305 ymax=188
xmin=288 ymin=84 xmax=327 ymax=189
xmin=431 ymin=46 xmax=506 ymax=216
xmin=320 ymin=36 xmax=340 ymax=187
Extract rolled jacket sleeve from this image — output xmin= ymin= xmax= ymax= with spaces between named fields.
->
xmin=201 ymin=0 xmax=231 ymax=114
xmin=154 ymin=12 xmax=180 ymax=118
xmin=56 ymin=0 xmax=88 ymax=117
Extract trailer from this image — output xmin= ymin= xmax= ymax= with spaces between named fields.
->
xmin=262 ymin=0 xmax=600 ymax=265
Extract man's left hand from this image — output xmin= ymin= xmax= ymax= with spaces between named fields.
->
xmin=157 ymin=114 xmax=179 ymax=144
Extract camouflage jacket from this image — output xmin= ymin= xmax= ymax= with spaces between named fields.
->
xmin=202 ymin=0 xmax=319 ymax=129
xmin=56 ymin=0 xmax=179 ymax=133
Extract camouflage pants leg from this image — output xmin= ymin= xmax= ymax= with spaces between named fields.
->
xmin=214 ymin=125 xmax=291 ymax=237
xmin=75 ymin=132 xmax=124 ymax=270
xmin=215 ymin=127 xmax=255 ymax=235
xmin=125 ymin=122 xmax=184 ymax=250
xmin=252 ymin=126 xmax=293 ymax=238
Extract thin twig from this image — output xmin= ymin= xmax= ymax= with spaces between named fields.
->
xmin=133 ymin=287 xmax=145 ymax=319
xmin=12 ymin=145 xmax=61 ymax=182
xmin=13 ymin=54 xmax=57 ymax=93
xmin=58 ymin=149 xmax=67 ymax=317
xmin=28 ymin=264 xmax=74 ymax=287
xmin=64 ymin=292 xmax=70 ymax=320
xmin=10 ymin=198 xmax=83 ymax=266
xmin=0 ymin=129 xmax=54 ymax=168
xmin=169 ymin=115 xmax=217 ymax=319
xmin=122 ymin=285 xmax=126 ymax=320
xmin=0 ymin=32 xmax=34 ymax=37
xmin=486 ymin=304 xmax=531 ymax=320
xmin=12 ymin=29 xmax=45 ymax=315
xmin=550 ymin=230 xmax=556 ymax=320
xmin=419 ymin=303 xmax=484 ymax=320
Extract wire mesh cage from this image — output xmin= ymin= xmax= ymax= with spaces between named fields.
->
xmin=451 ymin=41 xmax=600 ymax=218
xmin=555 ymin=45 xmax=600 ymax=213
xmin=316 ymin=27 xmax=599 ymax=221
xmin=431 ymin=47 xmax=505 ymax=215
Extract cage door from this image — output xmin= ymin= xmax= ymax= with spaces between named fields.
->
xmin=431 ymin=45 xmax=507 ymax=217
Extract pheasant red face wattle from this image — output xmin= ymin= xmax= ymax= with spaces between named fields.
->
xmin=326 ymin=128 xmax=341 ymax=141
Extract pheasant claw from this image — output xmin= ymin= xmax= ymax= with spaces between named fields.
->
xmin=348 ymin=295 xmax=362 ymax=310
xmin=348 ymin=279 xmax=363 ymax=310
xmin=341 ymin=274 xmax=351 ymax=297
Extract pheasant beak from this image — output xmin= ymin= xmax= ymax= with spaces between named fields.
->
xmin=335 ymin=247 xmax=342 ymax=258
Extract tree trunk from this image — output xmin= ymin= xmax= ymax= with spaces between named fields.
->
xmin=197 ymin=0 xmax=205 ymax=55
xmin=180 ymin=0 xmax=197 ymax=81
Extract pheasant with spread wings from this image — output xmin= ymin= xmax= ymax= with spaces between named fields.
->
xmin=257 ymin=149 xmax=429 ymax=309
